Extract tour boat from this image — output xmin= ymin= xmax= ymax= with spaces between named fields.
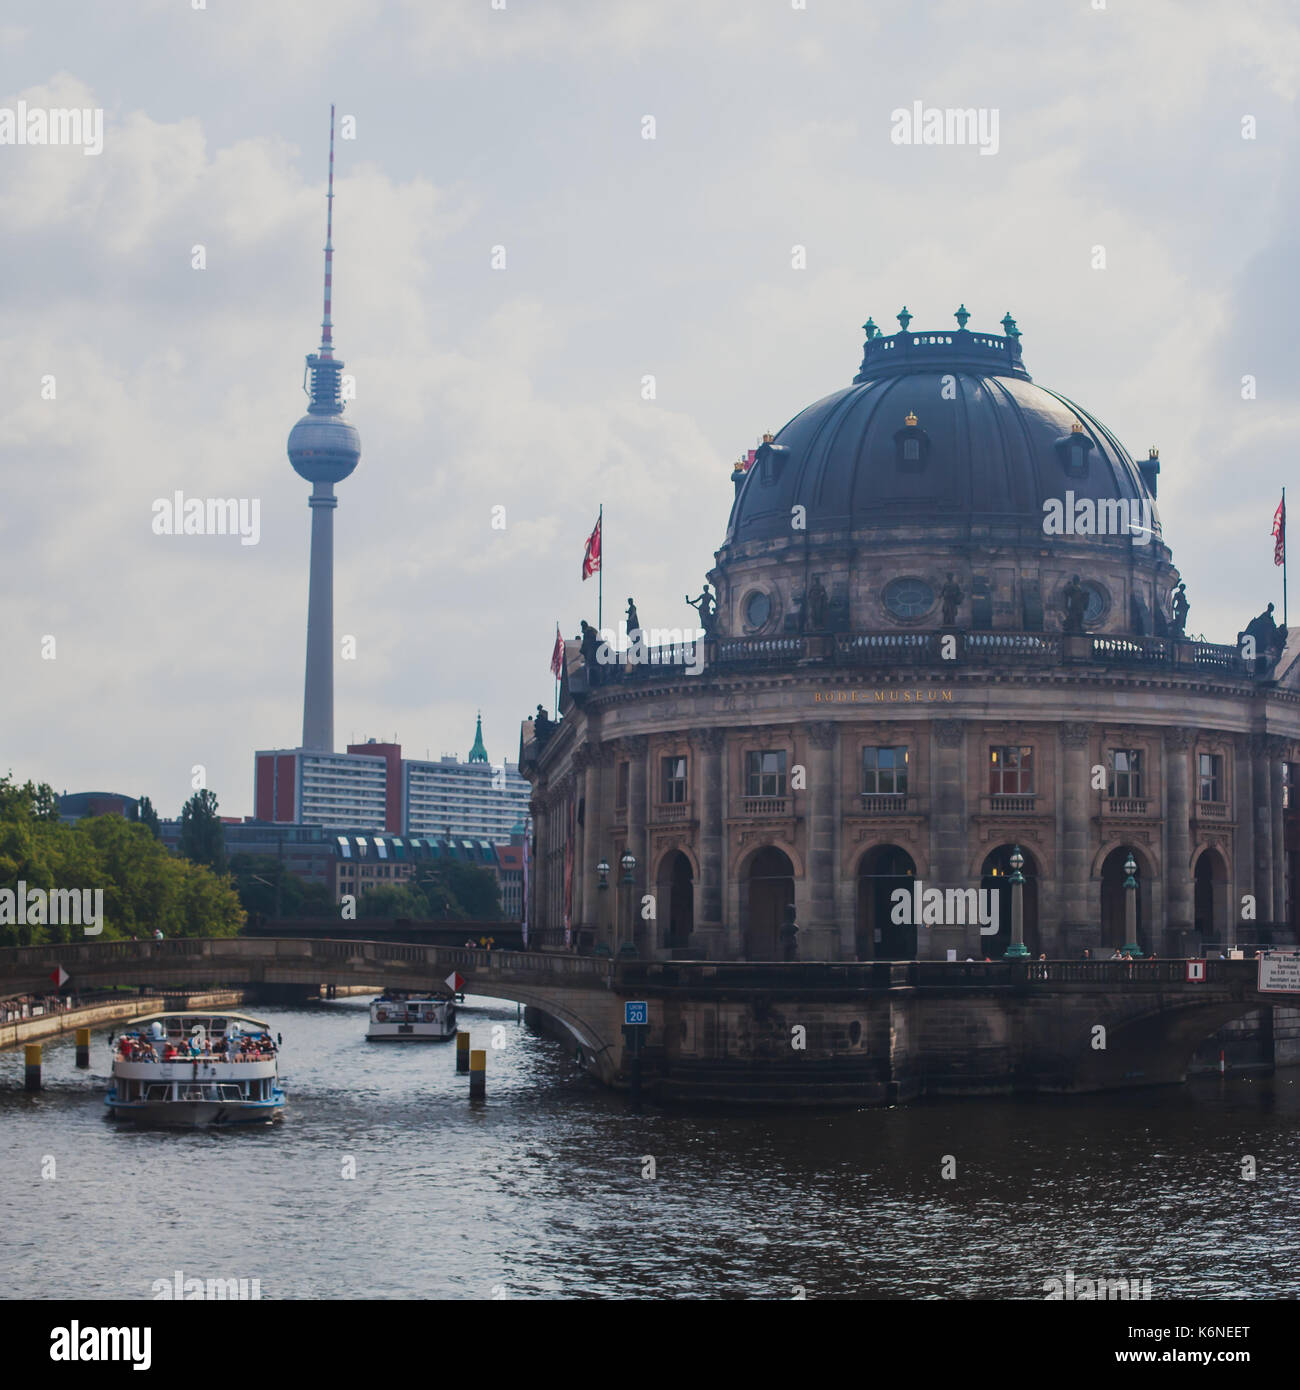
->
xmin=366 ymin=990 xmax=457 ymax=1041
xmin=105 ymin=1011 xmax=285 ymax=1126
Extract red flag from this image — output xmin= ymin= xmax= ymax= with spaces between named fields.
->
xmin=1273 ymin=494 xmax=1286 ymax=567
xmin=549 ymin=624 xmax=564 ymax=678
xmin=581 ymin=515 xmax=601 ymax=580
xmin=50 ymin=966 xmax=68 ymax=988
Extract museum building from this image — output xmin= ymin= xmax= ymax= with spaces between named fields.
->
xmin=520 ymin=311 xmax=1300 ymax=961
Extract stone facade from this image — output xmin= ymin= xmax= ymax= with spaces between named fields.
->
xmin=520 ymin=316 xmax=1300 ymax=961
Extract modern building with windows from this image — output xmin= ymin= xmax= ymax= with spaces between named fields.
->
xmin=520 ymin=309 xmax=1300 ymax=960
xmin=254 ymin=715 xmax=528 ymax=842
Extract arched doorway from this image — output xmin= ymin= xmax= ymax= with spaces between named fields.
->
xmin=1194 ymin=848 xmax=1228 ymax=941
xmin=658 ymin=851 xmax=694 ymax=951
xmin=980 ymin=845 xmax=1040 ymax=958
xmin=742 ymin=846 xmax=794 ymax=960
xmin=1100 ymin=846 xmax=1149 ymax=953
xmin=856 ymin=845 xmax=918 ymax=959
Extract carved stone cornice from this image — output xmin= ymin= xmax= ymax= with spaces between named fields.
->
xmin=808 ymin=721 xmax=836 ymax=749
xmin=933 ymin=719 xmax=964 ymax=748
xmin=1249 ymin=734 xmax=1288 ymax=759
xmin=1060 ymin=722 xmax=1092 ymax=749
xmin=1163 ymin=727 xmax=1195 ymax=750
xmin=699 ymin=727 xmax=727 ymax=753
xmin=621 ymin=735 xmax=649 ymax=758
xmin=571 ymin=747 xmax=593 ymax=773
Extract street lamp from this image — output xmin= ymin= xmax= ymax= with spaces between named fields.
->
xmin=1003 ymin=845 xmax=1030 ymax=959
xmin=619 ymin=850 xmax=637 ymax=957
xmin=596 ymin=858 xmax=610 ymax=890
xmin=1122 ymin=852 xmax=1144 ymax=958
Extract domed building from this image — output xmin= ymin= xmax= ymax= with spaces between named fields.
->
xmin=521 ymin=310 xmax=1300 ymax=962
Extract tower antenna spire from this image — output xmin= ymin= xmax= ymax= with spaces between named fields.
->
xmin=320 ymin=102 xmax=335 ymax=360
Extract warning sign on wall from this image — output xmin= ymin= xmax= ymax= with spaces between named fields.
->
xmin=1258 ymin=954 xmax=1300 ymax=994
xmin=1185 ymin=959 xmax=1206 ymax=982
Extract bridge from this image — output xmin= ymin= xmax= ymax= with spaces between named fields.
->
xmin=3 ymin=938 xmax=1296 ymax=1105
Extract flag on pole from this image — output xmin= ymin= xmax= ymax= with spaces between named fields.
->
xmin=50 ymin=966 xmax=68 ymax=988
xmin=1273 ymin=494 xmax=1286 ymax=567
xmin=581 ymin=514 xmax=602 ymax=579
xmin=445 ymin=971 xmax=465 ymax=992
xmin=549 ymin=623 xmax=564 ymax=678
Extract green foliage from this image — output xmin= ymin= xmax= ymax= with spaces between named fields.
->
xmin=0 ymin=776 xmax=60 ymax=822
xmin=179 ymin=788 xmax=226 ymax=874
xmin=138 ymin=795 xmax=162 ymax=839
xmin=229 ymin=854 xmax=336 ymax=921
xmin=0 ymin=775 xmax=243 ymax=947
xmin=357 ymin=883 xmax=430 ymax=919
xmin=410 ymin=859 xmax=502 ymax=920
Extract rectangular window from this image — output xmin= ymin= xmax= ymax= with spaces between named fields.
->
xmin=862 ymin=746 xmax=909 ymax=795
xmin=989 ymin=746 xmax=1034 ymax=796
xmin=616 ymin=762 xmax=629 ymax=809
xmin=661 ymin=756 xmax=687 ymax=804
xmin=746 ymin=749 xmax=787 ymax=798
xmin=1108 ymin=749 xmax=1143 ymax=799
xmin=1199 ymin=753 xmax=1223 ymax=803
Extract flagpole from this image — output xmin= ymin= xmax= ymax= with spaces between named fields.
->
xmin=1284 ymin=487 xmax=1288 ymax=628
xmin=554 ymin=620 xmax=560 ymax=719
xmin=598 ymin=502 xmax=603 ymax=634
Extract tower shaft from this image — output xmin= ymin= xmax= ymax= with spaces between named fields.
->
xmin=302 ymin=483 xmax=337 ymax=750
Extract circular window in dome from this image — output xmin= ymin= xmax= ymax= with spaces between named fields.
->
xmin=1083 ymin=582 xmax=1108 ymax=624
xmin=882 ymin=577 xmax=936 ymax=621
xmin=744 ymin=590 xmax=772 ymax=629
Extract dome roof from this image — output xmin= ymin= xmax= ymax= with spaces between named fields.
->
xmin=724 ymin=317 xmax=1159 ymax=548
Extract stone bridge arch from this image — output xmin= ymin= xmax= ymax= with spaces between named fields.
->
xmin=1045 ymin=994 xmax=1267 ymax=1092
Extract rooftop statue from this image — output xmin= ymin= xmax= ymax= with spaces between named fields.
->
xmin=1170 ymin=582 xmax=1189 ymax=639
xmin=940 ymin=573 xmax=964 ymax=627
xmin=686 ymin=583 xmax=717 ymax=635
xmin=1062 ymin=574 xmax=1088 ymax=634
xmin=803 ymin=575 xmax=829 ymax=632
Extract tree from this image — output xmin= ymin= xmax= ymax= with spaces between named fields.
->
xmin=0 ymin=781 xmax=243 ymax=946
xmin=138 ymin=795 xmax=162 ymax=839
xmin=411 ymin=860 xmax=501 ymax=920
xmin=0 ymin=775 xmax=60 ymax=822
xmin=358 ymin=883 xmax=430 ymax=919
xmin=179 ymin=789 xmax=226 ymax=874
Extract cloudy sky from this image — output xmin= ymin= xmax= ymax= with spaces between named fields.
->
xmin=4 ymin=0 xmax=1299 ymax=819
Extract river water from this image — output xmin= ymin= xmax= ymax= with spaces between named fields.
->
xmin=3 ymin=993 xmax=1298 ymax=1300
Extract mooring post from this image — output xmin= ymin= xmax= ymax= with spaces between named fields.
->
xmin=75 ymin=1028 xmax=90 ymax=1068
xmin=456 ymin=1030 xmax=470 ymax=1073
xmin=25 ymin=1043 xmax=41 ymax=1092
xmin=469 ymin=1048 xmax=486 ymax=1100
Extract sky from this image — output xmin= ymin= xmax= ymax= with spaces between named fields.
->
xmin=3 ymin=0 xmax=1299 ymax=819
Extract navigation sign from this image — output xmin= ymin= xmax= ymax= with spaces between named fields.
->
xmin=1185 ymin=959 xmax=1206 ymax=982
xmin=625 ymin=1000 xmax=648 ymax=1027
xmin=49 ymin=966 xmax=68 ymax=988
xmin=1258 ymin=953 xmax=1300 ymax=994
xmin=445 ymin=971 xmax=465 ymax=992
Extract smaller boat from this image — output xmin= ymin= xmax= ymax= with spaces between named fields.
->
xmin=105 ymin=1011 xmax=285 ymax=1126
xmin=366 ymin=990 xmax=457 ymax=1041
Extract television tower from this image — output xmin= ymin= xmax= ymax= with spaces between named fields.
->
xmin=287 ymin=104 xmax=360 ymax=752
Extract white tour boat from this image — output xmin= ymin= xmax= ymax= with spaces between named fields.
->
xmin=105 ymin=1011 xmax=285 ymax=1126
xmin=366 ymin=990 xmax=457 ymax=1041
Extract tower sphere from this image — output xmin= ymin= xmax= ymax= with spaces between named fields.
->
xmin=287 ymin=411 xmax=361 ymax=485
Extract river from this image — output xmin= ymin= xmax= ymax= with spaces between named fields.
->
xmin=3 ymin=993 xmax=1298 ymax=1299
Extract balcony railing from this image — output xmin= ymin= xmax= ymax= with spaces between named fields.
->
xmin=982 ymin=794 xmax=1038 ymax=814
xmin=1194 ymin=800 xmax=1230 ymax=819
xmin=857 ymin=793 xmax=917 ymax=815
xmin=1103 ymin=797 xmax=1149 ymax=816
xmin=652 ymin=802 xmax=691 ymax=822
xmin=736 ymin=795 xmax=791 ymax=817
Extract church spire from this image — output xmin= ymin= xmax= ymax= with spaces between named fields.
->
xmin=468 ymin=711 xmax=489 ymax=763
